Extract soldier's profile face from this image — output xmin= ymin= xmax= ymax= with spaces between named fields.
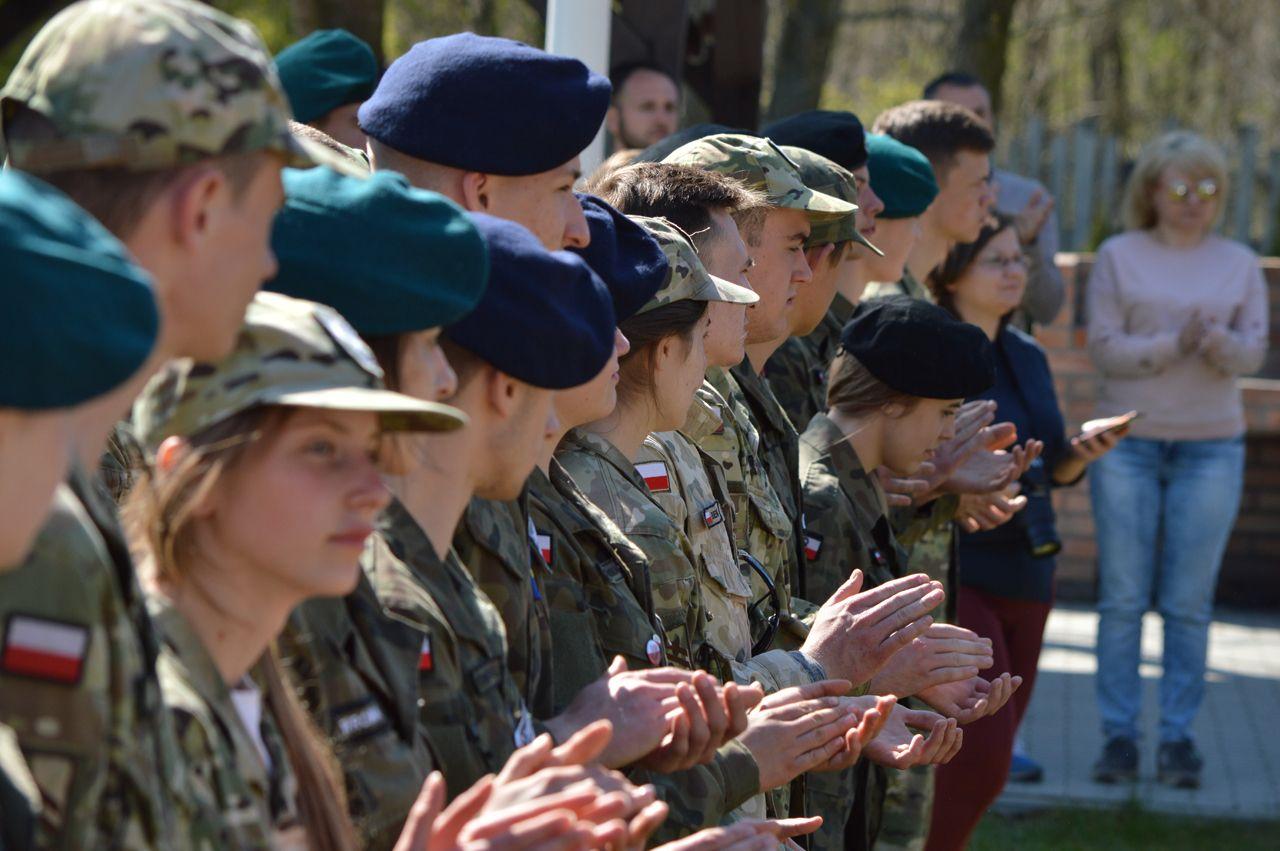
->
xmin=863 ymin=216 xmax=920 ymax=288
xmin=396 ymin=328 xmax=457 ymax=403
xmin=743 ymin=207 xmax=811 ymax=345
xmin=932 ymin=150 xmax=992 ymax=244
xmin=312 ymin=102 xmax=366 ymax=151
xmin=883 ymin=397 xmax=961 ymax=476
xmin=852 ymin=165 xmax=884 ymax=242
xmin=205 ymin=407 xmax=390 ymax=600
xmin=0 ymin=409 xmax=75 ymax=568
xmin=480 ymin=159 xmax=588 ymax=250
xmin=553 ymin=327 xmax=629 ymax=433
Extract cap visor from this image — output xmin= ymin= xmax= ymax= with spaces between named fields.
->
xmin=791 ymin=186 xmax=858 ymax=221
xmin=281 ymin=132 xmax=371 ymax=179
xmin=852 ymin=229 xmax=885 ymax=257
xmin=707 ymin=274 xmax=759 ymax=305
xmin=270 ymin=387 xmax=468 ymax=432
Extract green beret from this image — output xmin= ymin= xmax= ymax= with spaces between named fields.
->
xmin=266 ymin=167 xmax=488 ymax=337
xmin=276 ymin=29 xmax=379 ymax=124
xmin=0 ymin=171 xmax=157 ymax=410
xmin=866 ymin=133 xmax=939 ymax=219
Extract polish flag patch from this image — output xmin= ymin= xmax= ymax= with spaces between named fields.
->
xmin=534 ymin=531 xmax=553 ymax=567
xmin=702 ymin=502 xmax=725 ymax=529
xmin=1 ymin=615 xmax=89 ymax=684
xmin=418 ymin=636 xmax=433 ymax=672
xmin=804 ymin=533 xmax=824 ymax=561
xmin=636 ymin=461 xmax=671 ymax=493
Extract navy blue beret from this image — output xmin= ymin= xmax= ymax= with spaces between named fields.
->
xmin=762 ymin=110 xmax=868 ymax=171
xmin=0 ymin=171 xmax=158 ymax=409
xmin=633 ymin=123 xmax=749 ymax=164
xmin=447 ymin=214 xmax=616 ymax=389
xmin=841 ymin=296 xmax=994 ymax=399
xmin=267 ymin=167 xmax=488 ymax=337
xmin=276 ymin=29 xmax=379 ymax=124
xmin=570 ymin=194 xmax=667 ymax=322
xmin=359 ymin=33 xmax=611 ymax=176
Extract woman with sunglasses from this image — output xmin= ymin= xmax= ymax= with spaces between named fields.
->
xmin=1085 ymin=131 xmax=1268 ymax=790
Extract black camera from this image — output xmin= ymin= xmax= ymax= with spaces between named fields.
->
xmin=1019 ymin=457 xmax=1062 ymax=558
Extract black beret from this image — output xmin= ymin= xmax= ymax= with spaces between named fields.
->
xmin=840 ymin=296 xmax=994 ymax=399
xmin=267 ymin=167 xmax=488 ymax=337
xmin=0 ymin=170 xmax=158 ymax=410
xmin=632 ymin=123 xmax=750 ymax=164
xmin=761 ymin=109 xmax=868 ymax=171
xmin=358 ymin=33 xmax=611 ymax=176
xmin=447 ymin=214 xmax=616 ymax=389
xmin=570 ymin=194 xmax=667 ymax=322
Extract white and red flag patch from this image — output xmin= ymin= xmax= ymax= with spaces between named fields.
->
xmin=636 ymin=460 xmax=671 ymax=493
xmin=418 ymin=636 xmax=433 ymax=672
xmin=1 ymin=615 xmax=89 ymax=684
xmin=804 ymin=533 xmax=824 ymax=561
xmin=534 ymin=532 xmax=553 ymax=567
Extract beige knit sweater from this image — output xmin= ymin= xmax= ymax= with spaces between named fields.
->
xmin=1085 ymin=231 xmax=1269 ymax=441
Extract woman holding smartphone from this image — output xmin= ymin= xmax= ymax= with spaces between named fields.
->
xmin=923 ymin=215 xmax=1121 ymax=851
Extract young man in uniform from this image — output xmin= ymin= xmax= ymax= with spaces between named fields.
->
xmin=0 ymin=1 xmax=327 ymax=845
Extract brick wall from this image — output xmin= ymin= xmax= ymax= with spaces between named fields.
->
xmin=1040 ymin=255 xmax=1280 ymax=608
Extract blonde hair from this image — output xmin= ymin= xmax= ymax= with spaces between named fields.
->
xmin=125 ymin=407 xmax=361 ymax=851
xmin=1122 ymin=131 xmax=1228 ymax=231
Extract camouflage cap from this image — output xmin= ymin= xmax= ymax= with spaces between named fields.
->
xmin=780 ymin=145 xmax=883 ymax=256
xmin=661 ymin=133 xmax=856 ymax=223
xmin=0 ymin=0 xmax=336 ymax=174
xmin=631 ymin=217 xmax=758 ymax=315
xmin=132 ymin=292 xmax=466 ymax=453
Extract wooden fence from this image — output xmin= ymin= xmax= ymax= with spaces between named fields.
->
xmin=1000 ymin=117 xmax=1280 ymax=255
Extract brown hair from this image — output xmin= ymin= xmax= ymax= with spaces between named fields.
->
xmin=125 ymin=407 xmax=360 ymax=851
xmin=6 ymin=105 xmax=263 ymax=240
xmin=870 ymin=100 xmax=994 ymax=181
xmin=590 ymin=162 xmax=765 ymax=252
xmin=925 ymin=212 xmax=1017 ymax=332
xmin=1121 ymin=130 xmax=1228 ymax=231
xmin=826 ymin=350 xmax=916 ymax=417
xmin=616 ymin=300 xmax=707 ymax=410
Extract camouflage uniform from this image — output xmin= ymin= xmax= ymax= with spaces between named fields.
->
xmin=149 ymin=598 xmax=304 ymax=850
xmin=1 ymin=724 xmax=39 ymax=851
xmin=0 ymin=2 xmax=337 ymax=844
xmin=279 ymin=574 xmax=432 ymax=850
xmin=364 ymin=499 xmax=533 ymax=801
xmin=793 ymin=412 xmax=926 ymax=849
xmin=454 ymin=494 xmax=555 ymax=717
xmin=0 ymin=478 xmax=204 ymax=850
xmin=527 ymin=463 xmax=665 ymax=709
xmin=526 ymin=463 xmax=764 ymax=840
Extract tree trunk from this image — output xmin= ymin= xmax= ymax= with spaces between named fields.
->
xmin=950 ymin=0 xmax=1018 ymax=119
xmin=288 ymin=0 xmax=386 ymax=64
xmin=763 ymin=0 xmax=842 ymax=123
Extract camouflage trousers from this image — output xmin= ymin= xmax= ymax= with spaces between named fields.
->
xmin=874 ymin=763 xmax=934 ymax=851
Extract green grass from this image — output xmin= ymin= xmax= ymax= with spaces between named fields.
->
xmin=970 ymin=801 xmax=1280 ymax=850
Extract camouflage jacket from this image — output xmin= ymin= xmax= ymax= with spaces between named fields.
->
xmin=726 ymin=360 xmax=809 ymax=598
xmin=694 ymin=375 xmax=804 ymax=641
xmin=637 ymin=424 xmax=753 ymax=664
xmin=279 ymin=572 xmax=432 ymax=850
xmin=1 ymin=723 xmax=38 ymax=851
xmin=453 ymin=493 xmax=554 ymax=718
xmin=0 ymin=474 xmax=209 ymax=850
xmin=150 ymin=597 xmax=303 ymax=850
xmin=363 ymin=499 xmax=531 ymax=800
xmin=526 ymin=463 xmax=665 ymax=711
xmin=555 ymin=428 xmax=718 ymax=679
xmin=862 ymin=269 xmax=931 ymax=303
xmin=799 ymin=413 xmax=908 ymax=599
xmin=765 ymin=293 xmax=855 ymax=434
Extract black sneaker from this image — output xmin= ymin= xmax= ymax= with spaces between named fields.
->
xmin=1158 ymin=739 xmax=1203 ymax=789
xmin=1092 ymin=736 xmax=1139 ymax=783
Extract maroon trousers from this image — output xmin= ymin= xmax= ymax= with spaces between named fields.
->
xmin=925 ymin=586 xmax=1052 ymax=851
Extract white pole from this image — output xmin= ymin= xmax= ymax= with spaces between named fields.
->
xmin=545 ymin=0 xmax=612 ymax=179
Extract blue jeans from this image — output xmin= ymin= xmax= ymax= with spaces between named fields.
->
xmin=1090 ymin=435 xmax=1245 ymax=744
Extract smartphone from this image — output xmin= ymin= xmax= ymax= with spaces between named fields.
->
xmin=1078 ymin=411 xmax=1142 ymax=440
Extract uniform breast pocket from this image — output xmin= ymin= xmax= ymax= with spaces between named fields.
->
xmin=593 ymin=559 xmax=658 ymax=664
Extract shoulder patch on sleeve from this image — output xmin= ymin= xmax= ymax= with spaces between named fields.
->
xmin=1 ymin=614 xmax=89 ymax=685
xmin=635 ymin=460 xmax=671 ymax=493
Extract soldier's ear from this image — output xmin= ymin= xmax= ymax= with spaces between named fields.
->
xmin=166 ymin=163 xmax=227 ymax=250
xmin=460 ymin=172 xmax=491 ymax=213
